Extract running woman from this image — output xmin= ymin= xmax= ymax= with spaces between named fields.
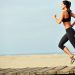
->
xmin=53 ymin=0 xmax=75 ymax=64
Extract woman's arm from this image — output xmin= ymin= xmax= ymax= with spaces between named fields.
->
xmin=71 ymin=12 xmax=75 ymax=27
xmin=71 ymin=13 xmax=75 ymax=18
xmin=71 ymin=21 xmax=75 ymax=27
xmin=53 ymin=12 xmax=64 ymax=24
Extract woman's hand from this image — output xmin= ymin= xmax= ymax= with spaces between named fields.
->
xmin=53 ymin=14 xmax=56 ymax=19
xmin=53 ymin=12 xmax=64 ymax=24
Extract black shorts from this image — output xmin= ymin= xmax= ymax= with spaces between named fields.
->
xmin=58 ymin=27 xmax=75 ymax=50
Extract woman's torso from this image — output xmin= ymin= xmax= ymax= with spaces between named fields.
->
xmin=62 ymin=10 xmax=72 ymax=29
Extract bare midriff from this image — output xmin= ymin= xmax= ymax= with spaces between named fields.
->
xmin=63 ymin=22 xmax=72 ymax=29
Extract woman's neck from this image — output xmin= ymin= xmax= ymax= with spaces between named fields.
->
xmin=63 ymin=8 xmax=70 ymax=12
xmin=64 ymin=8 xmax=68 ymax=11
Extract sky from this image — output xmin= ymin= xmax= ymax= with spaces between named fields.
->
xmin=0 ymin=0 xmax=75 ymax=55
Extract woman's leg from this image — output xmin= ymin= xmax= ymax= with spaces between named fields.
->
xmin=58 ymin=33 xmax=74 ymax=58
xmin=63 ymin=47 xmax=74 ymax=58
xmin=66 ymin=28 xmax=75 ymax=48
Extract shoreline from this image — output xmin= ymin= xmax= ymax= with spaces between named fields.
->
xmin=0 ymin=52 xmax=65 ymax=56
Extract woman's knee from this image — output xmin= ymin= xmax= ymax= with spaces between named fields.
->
xmin=58 ymin=43 xmax=62 ymax=49
xmin=72 ymin=44 xmax=75 ymax=49
xmin=58 ymin=43 xmax=65 ymax=50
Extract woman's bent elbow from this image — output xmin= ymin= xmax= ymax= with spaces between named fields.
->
xmin=57 ymin=21 xmax=61 ymax=24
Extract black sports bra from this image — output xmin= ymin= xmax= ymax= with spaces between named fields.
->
xmin=62 ymin=11 xmax=71 ymax=22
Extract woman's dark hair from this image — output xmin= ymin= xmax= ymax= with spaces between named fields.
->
xmin=63 ymin=0 xmax=72 ymax=13
xmin=63 ymin=0 xmax=71 ymax=9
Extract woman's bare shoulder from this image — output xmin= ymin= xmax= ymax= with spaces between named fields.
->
xmin=60 ymin=10 xmax=65 ymax=16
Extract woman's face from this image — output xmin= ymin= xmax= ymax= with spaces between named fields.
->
xmin=61 ymin=2 xmax=66 ymax=10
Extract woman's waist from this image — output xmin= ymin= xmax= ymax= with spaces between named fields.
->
xmin=65 ymin=25 xmax=74 ymax=32
xmin=63 ymin=23 xmax=72 ymax=30
xmin=65 ymin=25 xmax=72 ymax=30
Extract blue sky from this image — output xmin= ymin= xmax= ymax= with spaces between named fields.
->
xmin=0 ymin=0 xmax=75 ymax=55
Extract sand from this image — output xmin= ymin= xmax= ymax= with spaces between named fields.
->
xmin=0 ymin=54 xmax=75 ymax=68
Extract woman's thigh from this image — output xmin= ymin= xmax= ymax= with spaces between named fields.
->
xmin=66 ymin=28 xmax=75 ymax=48
xmin=59 ymin=33 xmax=68 ymax=45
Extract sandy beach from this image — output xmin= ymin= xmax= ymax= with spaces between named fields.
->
xmin=0 ymin=54 xmax=75 ymax=68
